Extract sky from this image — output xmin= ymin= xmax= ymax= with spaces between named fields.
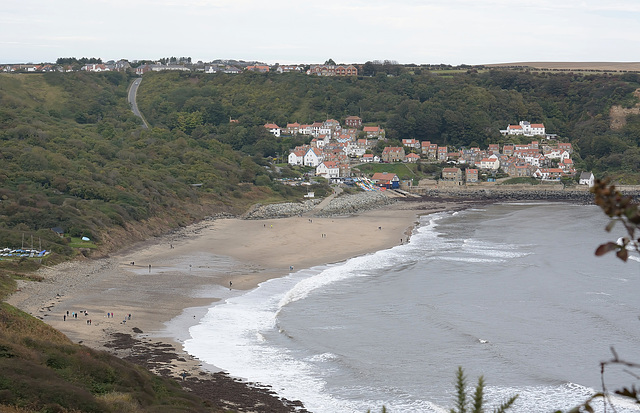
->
xmin=2 ymin=0 xmax=640 ymax=65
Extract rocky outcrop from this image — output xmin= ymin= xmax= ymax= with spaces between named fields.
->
xmin=243 ymin=192 xmax=397 ymax=219
xmin=243 ymin=199 xmax=321 ymax=220
xmin=313 ymin=191 xmax=397 ymax=217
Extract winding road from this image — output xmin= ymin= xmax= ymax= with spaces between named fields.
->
xmin=127 ymin=78 xmax=149 ymax=129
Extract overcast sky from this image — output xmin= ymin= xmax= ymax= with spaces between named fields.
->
xmin=2 ymin=0 xmax=639 ymax=65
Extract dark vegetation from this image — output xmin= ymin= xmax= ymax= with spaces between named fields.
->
xmin=1 ymin=68 xmax=639 ymax=261
xmin=0 ymin=71 xmax=321 ymax=259
xmin=136 ymin=69 xmax=640 ymax=179
xmin=1 ymin=66 xmax=639 ymax=412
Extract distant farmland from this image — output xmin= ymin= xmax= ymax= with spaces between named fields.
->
xmin=484 ymin=62 xmax=640 ymax=72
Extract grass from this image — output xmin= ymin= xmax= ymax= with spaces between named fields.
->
xmin=69 ymin=237 xmax=98 ymax=249
xmin=0 ymin=298 xmax=220 ymax=412
xmin=354 ymin=162 xmax=421 ymax=180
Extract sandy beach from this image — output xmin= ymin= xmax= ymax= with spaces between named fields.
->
xmin=6 ymin=197 xmax=463 ymax=408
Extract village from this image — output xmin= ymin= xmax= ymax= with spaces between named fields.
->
xmin=275 ymin=118 xmax=595 ymax=190
xmin=1 ymin=60 xmax=358 ymax=77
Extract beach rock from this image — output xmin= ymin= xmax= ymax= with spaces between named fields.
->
xmin=242 ymin=192 xmax=398 ymax=219
xmin=243 ymin=199 xmax=320 ymax=220
xmin=314 ymin=191 xmax=397 ymax=217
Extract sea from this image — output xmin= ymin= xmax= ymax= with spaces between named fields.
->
xmin=183 ymin=202 xmax=640 ymax=413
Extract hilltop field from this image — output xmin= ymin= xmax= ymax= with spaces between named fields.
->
xmin=486 ymin=61 xmax=640 ymax=72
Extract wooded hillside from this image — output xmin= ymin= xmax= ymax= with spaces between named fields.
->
xmin=1 ymin=68 xmax=639 ymax=257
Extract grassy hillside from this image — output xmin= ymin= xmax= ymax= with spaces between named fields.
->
xmin=0 ymin=72 xmax=321 ymax=259
xmin=1 ymin=68 xmax=640 ymax=261
xmin=135 ymin=70 xmax=640 ymax=185
xmin=0 ymin=275 xmax=220 ymax=413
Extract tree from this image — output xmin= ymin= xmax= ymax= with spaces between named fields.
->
xmin=450 ymin=367 xmax=517 ymax=413
xmin=324 ymin=58 xmax=336 ymax=66
xmin=592 ymin=178 xmax=640 ymax=261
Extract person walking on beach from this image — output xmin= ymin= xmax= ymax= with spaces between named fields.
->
xmin=229 ymin=281 xmax=232 ymax=290
xmin=148 ymin=264 xmax=151 ymax=273
xmin=63 ymin=315 xmax=66 ymax=321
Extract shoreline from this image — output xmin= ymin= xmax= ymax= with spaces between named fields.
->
xmin=6 ymin=196 xmax=469 ymax=410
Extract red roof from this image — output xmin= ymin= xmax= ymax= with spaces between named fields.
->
xmin=372 ymin=172 xmax=398 ymax=181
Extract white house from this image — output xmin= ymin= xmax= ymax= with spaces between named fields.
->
xmin=346 ymin=142 xmax=366 ymax=157
xmin=316 ymin=161 xmax=340 ymax=179
xmin=503 ymin=121 xmax=546 ymax=137
xmin=310 ymin=122 xmax=331 ymax=138
xmin=264 ymin=123 xmax=281 ymax=137
xmin=544 ymin=149 xmax=571 ymax=162
xmin=405 ymin=153 xmax=420 ymax=163
xmin=523 ymin=153 xmax=545 ymax=167
xmin=288 ymin=149 xmax=305 ymax=166
xmin=579 ymin=172 xmax=595 ymax=187
xmin=478 ymin=156 xmax=500 ymax=170
xmin=304 ymin=147 xmax=324 ymax=167
xmin=361 ymin=154 xmax=380 ymax=163
xmin=534 ymin=168 xmax=564 ymax=180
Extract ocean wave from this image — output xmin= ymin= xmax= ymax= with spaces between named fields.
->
xmin=306 ymin=352 xmax=339 ymax=363
xmin=434 ymin=256 xmax=506 ymax=263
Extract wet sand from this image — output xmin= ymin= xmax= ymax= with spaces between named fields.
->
xmin=6 ymin=198 xmax=461 ymax=409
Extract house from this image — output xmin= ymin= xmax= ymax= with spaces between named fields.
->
xmin=204 ymin=65 xmax=223 ymax=73
xmin=422 ymin=142 xmax=437 ymax=159
xmin=361 ymin=153 xmax=380 ymax=163
xmin=288 ymin=149 xmax=306 ymax=166
xmin=488 ymin=144 xmax=500 ymax=154
xmin=51 ymin=227 xmax=65 ymax=238
xmin=513 ymin=165 xmax=533 ymax=177
xmin=559 ymin=158 xmax=575 ymax=174
xmin=503 ymin=144 xmax=515 ymax=156
xmin=304 ymin=147 xmax=324 ymax=167
xmin=345 ymin=116 xmax=362 ymax=128
xmin=363 ymin=126 xmax=384 ymax=138
xmin=405 ymin=153 xmax=420 ymax=163
xmin=223 ymin=66 xmax=242 ymax=74
xmin=437 ymin=146 xmax=448 ymax=161
xmin=544 ymin=149 xmax=570 ymax=162
xmin=286 ymin=122 xmax=301 ymax=135
xmin=402 ymin=139 xmax=420 ymax=149
xmin=579 ymin=172 xmax=595 ymax=187
xmin=478 ymin=156 xmax=500 ymax=170
xmin=246 ymin=65 xmax=270 ymax=73
xmin=558 ymin=142 xmax=573 ymax=154
xmin=276 ymin=65 xmax=302 ymax=73
xmin=310 ymin=121 xmax=331 ymax=138
xmin=323 ymin=119 xmax=341 ymax=132
xmin=441 ymin=167 xmax=463 ymax=184
xmin=316 ymin=161 xmax=340 ymax=179
xmin=503 ymin=121 xmax=546 ymax=137
xmin=466 ymin=168 xmax=479 ymax=183
xmin=534 ymin=168 xmax=564 ymax=180
xmin=308 ymin=64 xmax=358 ymax=76
xmin=346 ymin=142 xmax=366 ymax=157
xmin=82 ymin=64 xmax=110 ymax=72
xmin=264 ymin=123 xmax=282 ymax=137
xmin=371 ymin=172 xmax=400 ymax=189
xmin=381 ymin=147 xmax=405 ymax=163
